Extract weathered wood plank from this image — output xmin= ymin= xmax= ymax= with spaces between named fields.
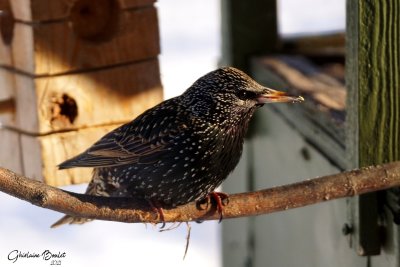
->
xmin=251 ymin=57 xmax=346 ymax=169
xmin=260 ymin=56 xmax=346 ymax=112
xmin=8 ymin=7 xmax=159 ymax=75
xmin=0 ymin=130 xmax=23 ymax=174
xmin=10 ymin=0 xmax=155 ymax=22
xmin=222 ymin=143 xmax=252 ymax=267
xmin=0 ymin=70 xmax=19 ymax=175
xmin=282 ymin=33 xmax=345 ymax=57
xmin=20 ymin=124 xmax=121 ymax=186
xmin=0 ymin=69 xmax=14 ymax=100
xmin=13 ymin=59 xmax=162 ymax=134
xmin=0 ymin=69 xmax=16 ymax=124
xmin=346 ymin=0 xmax=400 ymax=259
xmin=358 ymin=0 xmax=400 ymax=165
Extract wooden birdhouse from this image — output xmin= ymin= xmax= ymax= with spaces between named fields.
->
xmin=0 ymin=0 xmax=163 ymax=186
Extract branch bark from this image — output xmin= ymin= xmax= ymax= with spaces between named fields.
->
xmin=1 ymin=161 xmax=400 ymax=225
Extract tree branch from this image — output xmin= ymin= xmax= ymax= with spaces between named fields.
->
xmin=1 ymin=161 xmax=400 ymax=225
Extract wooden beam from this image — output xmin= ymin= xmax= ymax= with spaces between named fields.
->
xmin=358 ymin=1 xmax=400 ymax=164
xmin=221 ymin=0 xmax=278 ymax=71
xmin=346 ymin=0 xmax=400 ymax=257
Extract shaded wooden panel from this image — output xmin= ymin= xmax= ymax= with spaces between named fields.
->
xmin=0 ymin=130 xmax=23 ymax=174
xmin=250 ymin=107 xmax=365 ymax=267
xmin=0 ymin=63 xmax=19 ymax=176
xmin=222 ymin=143 xmax=252 ymax=267
xmin=10 ymin=0 xmax=155 ymax=22
xmin=0 ymin=69 xmax=16 ymax=124
xmin=7 ymin=7 xmax=159 ymax=75
xmin=0 ymin=68 xmax=14 ymax=100
xmin=14 ymin=59 xmax=162 ymax=133
xmin=20 ymin=124 xmax=121 ymax=186
xmin=0 ymin=34 xmax=13 ymax=66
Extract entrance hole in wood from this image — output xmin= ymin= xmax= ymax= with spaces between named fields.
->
xmin=51 ymin=94 xmax=78 ymax=125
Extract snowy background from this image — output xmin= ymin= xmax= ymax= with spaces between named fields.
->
xmin=0 ymin=0 xmax=344 ymax=266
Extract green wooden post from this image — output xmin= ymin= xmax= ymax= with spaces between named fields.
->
xmin=220 ymin=0 xmax=278 ymax=71
xmin=346 ymin=0 xmax=400 ymax=259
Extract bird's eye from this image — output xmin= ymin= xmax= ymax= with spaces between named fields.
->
xmin=237 ymin=90 xmax=256 ymax=100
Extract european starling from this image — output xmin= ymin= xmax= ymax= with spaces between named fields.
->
xmin=51 ymin=67 xmax=303 ymax=227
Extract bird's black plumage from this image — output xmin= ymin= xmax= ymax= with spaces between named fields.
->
xmin=52 ymin=67 xmax=303 ymax=227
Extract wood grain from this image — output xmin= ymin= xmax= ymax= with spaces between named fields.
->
xmin=20 ymin=124 xmax=122 ymax=186
xmin=358 ymin=0 xmax=400 ymax=257
xmin=14 ymin=59 xmax=162 ymax=134
xmin=358 ymin=0 xmax=400 ymax=165
xmin=8 ymin=7 xmax=159 ymax=75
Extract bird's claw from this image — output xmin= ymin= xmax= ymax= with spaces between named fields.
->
xmin=197 ymin=192 xmax=229 ymax=223
xmin=147 ymin=199 xmax=166 ymax=229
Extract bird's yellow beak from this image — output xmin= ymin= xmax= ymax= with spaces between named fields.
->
xmin=257 ymin=88 xmax=304 ymax=104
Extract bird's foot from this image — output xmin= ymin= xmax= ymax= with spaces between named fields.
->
xmin=197 ymin=192 xmax=229 ymax=223
xmin=147 ymin=199 xmax=166 ymax=229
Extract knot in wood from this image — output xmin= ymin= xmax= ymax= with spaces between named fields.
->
xmin=32 ymin=190 xmax=48 ymax=207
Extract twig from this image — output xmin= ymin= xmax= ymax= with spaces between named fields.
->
xmin=0 ymin=161 xmax=400 ymax=224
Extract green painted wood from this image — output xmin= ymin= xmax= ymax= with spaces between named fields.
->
xmin=346 ymin=0 xmax=400 ymax=260
xmin=359 ymin=0 xmax=400 ymax=164
xmin=220 ymin=0 xmax=278 ymax=71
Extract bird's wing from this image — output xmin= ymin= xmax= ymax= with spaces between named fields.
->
xmin=59 ymin=101 xmax=188 ymax=169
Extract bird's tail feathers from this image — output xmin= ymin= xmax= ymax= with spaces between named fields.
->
xmin=50 ymin=215 xmax=92 ymax=228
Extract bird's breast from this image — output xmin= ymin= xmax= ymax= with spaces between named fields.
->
xmin=195 ymin=122 xmax=246 ymax=180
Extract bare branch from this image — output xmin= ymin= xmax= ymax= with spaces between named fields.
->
xmin=1 ymin=161 xmax=400 ymax=224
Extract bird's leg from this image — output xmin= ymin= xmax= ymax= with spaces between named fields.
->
xmin=197 ymin=192 xmax=230 ymax=223
xmin=147 ymin=199 xmax=166 ymax=229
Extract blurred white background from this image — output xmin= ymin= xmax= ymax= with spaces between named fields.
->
xmin=0 ymin=0 xmax=344 ymax=266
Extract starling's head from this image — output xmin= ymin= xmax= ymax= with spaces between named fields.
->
xmin=182 ymin=67 xmax=303 ymax=120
